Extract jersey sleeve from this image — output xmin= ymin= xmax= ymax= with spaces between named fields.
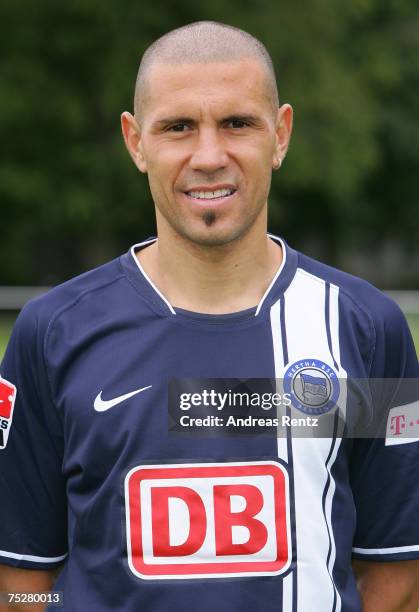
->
xmin=350 ymin=297 xmax=419 ymax=561
xmin=0 ymin=300 xmax=68 ymax=569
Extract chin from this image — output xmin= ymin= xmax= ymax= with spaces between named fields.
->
xmin=180 ymin=224 xmax=248 ymax=248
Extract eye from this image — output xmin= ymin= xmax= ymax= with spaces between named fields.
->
xmin=227 ymin=119 xmax=249 ymax=129
xmin=168 ymin=123 xmax=189 ymax=132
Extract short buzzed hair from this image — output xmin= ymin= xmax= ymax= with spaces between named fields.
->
xmin=134 ymin=21 xmax=279 ymax=119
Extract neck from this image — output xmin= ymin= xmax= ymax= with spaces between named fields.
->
xmin=137 ymin=217 xmax=283 ymax=314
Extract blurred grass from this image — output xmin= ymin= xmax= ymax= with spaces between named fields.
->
xmin=1 ymin=313 xmax=419 ymax=363
xmin=0 ymin=315 xmax=17 ymax=361
xmin=408 ymin=314 xmax=419 ymax=356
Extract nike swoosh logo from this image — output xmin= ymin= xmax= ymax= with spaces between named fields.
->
xmin=94 ymin=385 xmax=152 ymax=412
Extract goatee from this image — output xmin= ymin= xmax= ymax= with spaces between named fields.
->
xmin=203 ymin=211 xmax=216 ymax=226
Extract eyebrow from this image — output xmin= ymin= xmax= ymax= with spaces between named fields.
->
xmin=152 ymin=114 xmax=262 ymax=129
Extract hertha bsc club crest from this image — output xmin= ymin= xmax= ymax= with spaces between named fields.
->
xmin=283 ymin=359 xmax=340 ymax=415
xmin=0 ymin=376 xmax=17 ymax=449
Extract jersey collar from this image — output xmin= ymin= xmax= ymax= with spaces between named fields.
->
xmin=120 ymin=233 xmax=298 ymax=318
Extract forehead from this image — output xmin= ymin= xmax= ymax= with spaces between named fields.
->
xmin=141 ymin=58 xmax=273 ymax=120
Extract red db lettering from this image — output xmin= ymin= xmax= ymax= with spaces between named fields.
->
xmin=214 ymin=484 xmax=267 ymax=555
xmin=151 ymin=486 xmax=206 ymax=556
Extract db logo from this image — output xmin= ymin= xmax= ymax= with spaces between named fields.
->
xmin=0 ymin=377 xmax=17 ymax=450
xmin=124 ymin=461 xmax=290 ymax=579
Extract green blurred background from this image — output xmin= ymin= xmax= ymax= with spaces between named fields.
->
xmin=1 ymin=0 xmax=418 ymax=355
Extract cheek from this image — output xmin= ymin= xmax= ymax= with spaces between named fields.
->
xmin=145 ymin=157 xmax=175 ymax=191
xmin=244 ymin=155 xmax=273 ymax=192
xmin=236 ymin=140 xmax=275 ymax=173
xmin=146 ymin=172 xmax=167 ymax=205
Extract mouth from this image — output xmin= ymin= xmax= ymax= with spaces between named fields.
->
xmin=183 ymin=187 xmax=237 ymax=203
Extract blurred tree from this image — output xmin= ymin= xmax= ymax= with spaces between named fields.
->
xmin=0 ymin=0 xmax=418 ymax=286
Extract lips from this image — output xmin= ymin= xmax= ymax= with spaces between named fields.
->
xmin=187 ymin=188 xmax=235 ymax=200
xmin=183 ymin=185 xmax=237 ymax=202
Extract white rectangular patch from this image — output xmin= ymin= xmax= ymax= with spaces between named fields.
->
xmin=124 ymin=461 xmax=291 ymax=579
xmin=385 ymin=400 xmax=419 ymax=446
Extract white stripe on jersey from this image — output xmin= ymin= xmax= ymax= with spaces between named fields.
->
xmin=352 ymin=544 xmax=419 ymax=555
xmin=324 ymin=280 xmax=345 ymax=612
xmin=282 ymin=570 xmax=293 ymax=610
xmin=270 ymin=268 xmax=346 ymax=612
xmin=270 ymin=298 xmax=288 ymax=464
xmin=0 ymin=548 xmax=68 ymax=563
xmin=270 ymin=297 xmax=292 ymax=609
xmin=329 ymin=283 xmax=341 ymax=370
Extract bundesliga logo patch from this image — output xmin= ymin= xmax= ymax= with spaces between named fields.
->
xmin=0 ymin=376 xmax=17 ymax=450
xmin=124 ymin=461 xmax=291 ymax=579
xmin=284 ymin=359 xmax=340 ymax=415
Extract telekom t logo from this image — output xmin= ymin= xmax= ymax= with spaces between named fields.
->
xmin=125 ymin=462 xmax=290 ymax=579
xmin=390 ymin=414 xmax=406 ymax=435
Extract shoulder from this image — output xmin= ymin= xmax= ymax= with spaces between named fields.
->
xmin=12 ymin=256 xmax=125 ymax=342
xmin=291 ymin=247 xmax=418 ymax=376
xmin=295 ymin=249 xmax=406 ymax=332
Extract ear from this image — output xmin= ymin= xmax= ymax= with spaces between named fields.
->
xmin=121 ymin=112 xmax=147 ymax=173
xmin=272 ymin=104 xmax=293 ymax=170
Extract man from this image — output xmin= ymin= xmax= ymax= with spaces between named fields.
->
xmin=0 ymin=21 xmax=418 ymax=612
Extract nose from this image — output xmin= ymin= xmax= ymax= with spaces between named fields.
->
xmin=189 ymin=128 xmax=229 ymax=173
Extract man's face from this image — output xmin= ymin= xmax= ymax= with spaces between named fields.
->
xmin=123 ymin=58 xmax=292 ymax=247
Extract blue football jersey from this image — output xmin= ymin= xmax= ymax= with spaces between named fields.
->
xmin=0 ymin=234 xmax=418 ymax=612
